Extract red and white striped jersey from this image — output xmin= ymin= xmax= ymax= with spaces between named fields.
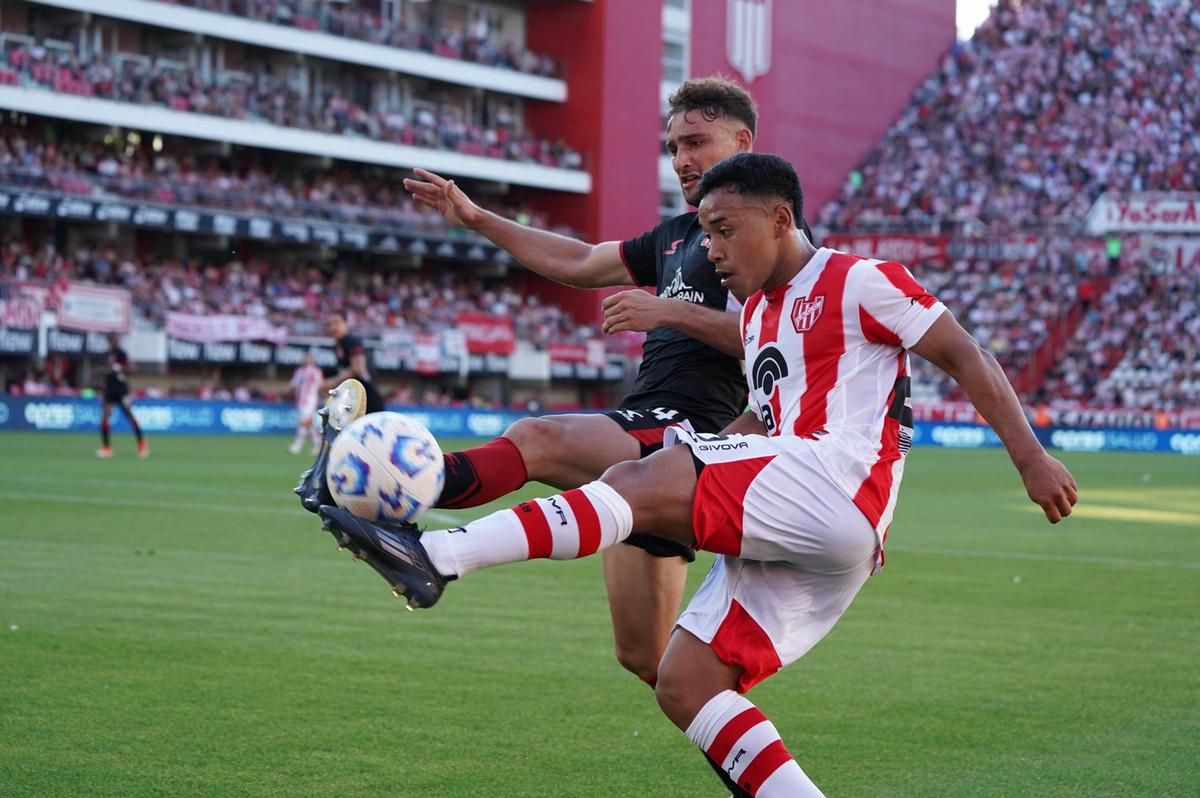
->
xmin=290 ymin=364 xmax=324 ymax=409
xmin=739 ymin=248 xmax=947 ymax=535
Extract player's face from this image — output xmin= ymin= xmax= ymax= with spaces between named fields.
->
xmin=665 ymin=112 xmax=751 ymax=206
xmin=699 ymin=188 xmax=784 ymax=301
xmin=326 ymin=315 xmax=347 ymax=338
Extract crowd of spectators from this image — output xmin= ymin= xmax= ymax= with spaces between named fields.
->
xmin=0 ymin=237 xmax=598 ymax=348
xmin=161 ymin=0 xmax=560 ymax=77
xmin=0 ymin=125 xmax=575 ymax=238
xmin=1034 ymin=248 xmax=1200 ymax=412
xmin=906 ymin=236 xmax=1108 ymax=402
xmin=820 ymin=0 xmax=1200 ymax=233
xmin=0 ymin=37 xmax=582 ymax=169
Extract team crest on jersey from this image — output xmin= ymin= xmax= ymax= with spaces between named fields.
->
xmin=727 ymin=0 xmax=773 ymax=83
xmin=791 ymin=295 xmax=825 ymax=333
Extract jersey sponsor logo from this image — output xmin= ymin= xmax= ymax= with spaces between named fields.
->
xmin=791 ymin=294 xmax=825 ymax=333
xmin=662 ymin=267 xmax=706 ymax=304
xmin=661 ymin=238 xmax=686 ymax=256
xmin=727 ymin=0 xmax=773 ymax=83
xmin=751 ymin=345 xmax=788 ymax=396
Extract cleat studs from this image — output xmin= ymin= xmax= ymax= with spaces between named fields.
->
xmin=392 ymin=589 xmax=403 ymax=598
xmin=404 ymin=603 xmax=414 ymax=612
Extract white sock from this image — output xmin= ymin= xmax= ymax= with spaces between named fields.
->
xmin=422 ymin=480 xmax=633 ymax=578
xmin=685 ymin=690 xmax=824 ymax=797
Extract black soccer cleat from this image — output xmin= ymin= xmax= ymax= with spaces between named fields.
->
xmin=317 ymin=505 xmax=451 ymax=610
xmin=294 ymin=379 xmax=368 ymax=514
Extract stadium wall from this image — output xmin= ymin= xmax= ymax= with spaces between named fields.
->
xmin=689 ymin=0 xmax=956 ymax=212
xmin=4 ymin=397 xmax=1198 ymax=455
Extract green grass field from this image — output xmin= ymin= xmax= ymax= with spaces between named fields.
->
xmin=1 ymin=432 xmax=1197 ymax=797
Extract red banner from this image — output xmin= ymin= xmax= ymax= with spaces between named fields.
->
xmin=822 ymin=233 xmax=949 ymax=266
xmin=456 ymin=311 xmax=515 ymax=355
xmin=548 ymin=341 xmax=606 ymax=368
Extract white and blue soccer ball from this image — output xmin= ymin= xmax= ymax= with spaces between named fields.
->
xmin=327 ymin=412 xmax=445 ymax=524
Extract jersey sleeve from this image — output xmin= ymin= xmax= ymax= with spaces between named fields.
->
xmin=859 ymin=261 xmax=948 ymax=349
xmin=343 ymin=335 xmax=366 ymax=357
xmin=618 ymin=227 xmax=658 ymax=287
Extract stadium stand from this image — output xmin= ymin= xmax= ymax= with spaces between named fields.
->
xmin=0 ymin=122 xmax=576 ymax=237
xmin=819 ymin=1 xmax=1200 ymax=412
xmin=158 ymin=0 xmax=560 ymax=77
xmin=0 ymin=35 xmax=582 ymax=168
xmin=819 ymin=0 xmax=1200 ymax=233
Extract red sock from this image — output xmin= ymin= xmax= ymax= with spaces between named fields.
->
xmin=436 ymin=437 xmax=529 ymax=509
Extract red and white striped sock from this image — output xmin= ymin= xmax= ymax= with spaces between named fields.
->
xmin=422 ymin=481 xmax=633 ymax=578
xmin=685 ymin=690 xmax=824 ymax=797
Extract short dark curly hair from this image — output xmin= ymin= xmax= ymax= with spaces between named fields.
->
xmin=667 ymin=76 xmax=758 ymax=137
xmin=697 ymin=152 xmax=803 ymax=223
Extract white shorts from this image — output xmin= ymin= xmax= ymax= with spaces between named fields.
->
xmin=664 ymin=427 xmax=877 ymax=691
xmin=297 ymin=402 xmax=319 ymax=424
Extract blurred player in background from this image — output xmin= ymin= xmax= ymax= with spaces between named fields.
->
xmin=324 ymin=311 xmax=384 ymax=414
xmin=321 ymin=153 xmax=1078 ymax=796
xmin=288 ymin=350 xmax=324 ymax=455
xmin=97 ymin=334 xmax=147 ymax=459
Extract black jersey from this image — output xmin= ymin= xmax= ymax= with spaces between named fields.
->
xmin=335 ymin=333 xmax=385 ymax=413
xmin=618 ymin=212 xmax=746 ymax=431
xmin=104 ymin=347 xmax=130 ymax=400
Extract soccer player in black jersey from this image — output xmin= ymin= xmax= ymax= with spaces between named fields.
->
xmin=400 ymin=78 xmax=784 ymax=796
xmin=324 ymin=311 xmax=385 ymax=414
xmin=97 ymin=334 xmax=147 ymax=459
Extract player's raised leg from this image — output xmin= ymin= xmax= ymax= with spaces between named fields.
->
xmin=317 ymin=443 xmax=700 ymax=607
xmin=435 ymin=413 xmax=639 ymax=508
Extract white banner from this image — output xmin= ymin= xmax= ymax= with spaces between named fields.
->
xmin=1140 ymin=236 xmax=1200 ymax=272
xmin=57 ymin=281 xmax=131 ymax=333
xmin=166 ymin=312 xmax=288 ymax=346
xmin=1086 ymin=193 xmax=1200 ymax=234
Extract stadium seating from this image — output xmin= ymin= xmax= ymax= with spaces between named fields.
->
xmin=0 ymin=125 xmax=576 ymax=238
xmin=158 ymin=0 xmax=560 ymax=77
xmin=819 ymin=0 xmax=1200 ymax=233
xmin=0 ymin=37 xmax=581 ymax=169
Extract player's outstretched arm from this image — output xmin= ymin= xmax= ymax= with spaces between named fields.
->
xmin=601 ymin=292 xmax=744 ymax=358
xmin=402 ymin=168 xmax=633 ymax=289
xmin=911 ymin=312 xmax=1078 ymax=523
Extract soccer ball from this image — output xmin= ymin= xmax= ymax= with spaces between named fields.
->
xmin=326 ymin=412 xmax=445 ymax=524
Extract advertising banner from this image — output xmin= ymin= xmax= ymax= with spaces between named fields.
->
xmin=166 ymin=312 xmax=289 ymax=346
xmin=457 ymin=312 xmax=516 ymax=355
xmin=1086 ymin=193 xmax=1200 ymax=234
xmin=3 ymin=400 xmax=1196 ymax=453
xmin=822 ymin=234 xmax=949 ymax=266
xmin=0 ymin=187 xmax=501 ymax=260
xmin=57 ymin=282 xmax=131 ymax=333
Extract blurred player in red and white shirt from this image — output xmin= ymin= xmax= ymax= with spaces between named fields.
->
xmin=320 ymin=154 xmax=1078 ymax=797
xmin=288 ymin=351 xmax=324 ymax=455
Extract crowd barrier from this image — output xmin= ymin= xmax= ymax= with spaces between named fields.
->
xmin=2 ymin=398 xmax=1197 ymax=455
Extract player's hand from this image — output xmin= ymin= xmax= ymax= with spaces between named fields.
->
xmin=601 ymin=290 xmax=665 ymax=334
xmin=1018 ymin=453 xmax=1078 ymax=523
xmin=402 ymin=168 xmax=484 ymax=229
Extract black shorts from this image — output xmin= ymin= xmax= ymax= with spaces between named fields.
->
xmin=362 ymin=380 xmax=385 ymax=414
xmin=104 ymin=377 xmax=129 ymax=405
xmin=604 ymin=403 xmax=721 ymax=563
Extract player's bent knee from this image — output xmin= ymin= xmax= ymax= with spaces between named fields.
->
xmin=501 ymin=417 xmax=561 ymax=466
xmin=613 ymin=638 xmax=662 ymax=680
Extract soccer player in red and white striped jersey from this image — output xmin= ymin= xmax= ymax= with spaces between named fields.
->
xmin=321 ymin=153 xmax=1077 ymax=796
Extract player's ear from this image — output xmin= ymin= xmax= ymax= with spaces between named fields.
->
xmin=736 ymin=128 xmax=753 ymax=152
xmin=774 ymin=204 xmax=793 ymax=236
